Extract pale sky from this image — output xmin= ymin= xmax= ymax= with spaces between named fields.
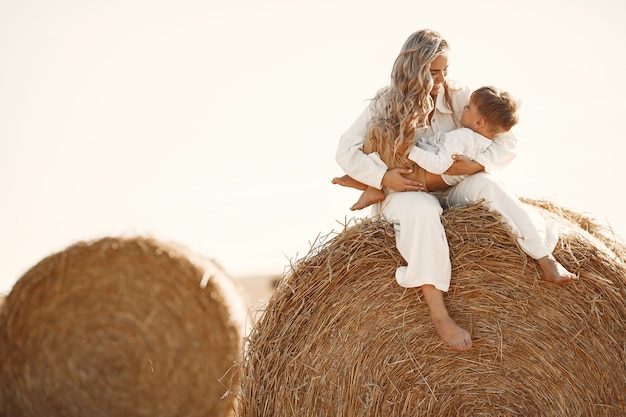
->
xmin=1 ymin=0 xmax=625 ymax=294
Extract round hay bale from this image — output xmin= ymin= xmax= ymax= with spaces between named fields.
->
xmin=0 ymin=236 xmax=245 ymax=417
xmin=236 ymin=201 xmax=626 ymax=417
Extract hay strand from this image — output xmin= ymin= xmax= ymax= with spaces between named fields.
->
xmin=237 ymin=201 xmax=626 ymax=416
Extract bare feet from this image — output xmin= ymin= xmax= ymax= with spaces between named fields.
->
xmin=537 ymin=255 xmax=577 ymax=284
xmin=331 ymin=176 xmax=385 ymax=210
xmin=331 ymin=175 xmax=366 ymax=191
xmin=350 ymin=187 xmax=385 ymax=211
xmin=421 ymin=284 xmax=472 ymax=351
xmin=431 ymin=312 xmax=473 ymax=351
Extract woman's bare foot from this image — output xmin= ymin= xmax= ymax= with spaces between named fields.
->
xmin=350 ymin=187 xmax=385 ymax=211
xmin=421 ymin=284 xmax=472 ymax=351
xmin=331 ymin=175 xmax=367 ymax=191
xmin=431 ymin=313 xmax=473 ymax=351
xmin=537 ymin=255 xmax=577 ymax=284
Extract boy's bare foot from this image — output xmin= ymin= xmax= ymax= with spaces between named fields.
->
xmin=331 ymin=175 xmax=367 ymax=191
xmin=431 ymin=313 xmax=473 ymax=351
xmin=537 ymin=255 xmax=577 ymax=284
xmin=350 ymin=187 xmax=385 ymax=211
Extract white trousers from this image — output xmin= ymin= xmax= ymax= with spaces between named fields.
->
xmin=373 ymin=190 xmax=452 ymax=292
xmin=441 ymin=172 xmax=557 ymax=260
xmin=371 ymin=172 xmax=557 ymax=293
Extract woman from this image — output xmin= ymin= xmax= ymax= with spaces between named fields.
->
xmin=335 ymin=29 xmax=575 ymax=351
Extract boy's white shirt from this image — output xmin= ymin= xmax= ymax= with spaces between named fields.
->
xmin=408 ymin=128 xmax=493 ymax=186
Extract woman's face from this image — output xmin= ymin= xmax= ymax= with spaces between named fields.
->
xmin=429 ymin=53 xmax=448 ymax=97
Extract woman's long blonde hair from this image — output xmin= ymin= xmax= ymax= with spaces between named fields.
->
xmin=365 ymin=29 xmax=450 ymax=167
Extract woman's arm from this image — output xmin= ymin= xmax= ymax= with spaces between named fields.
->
xmin=336 ymin=103 xmax=423 ymax=192
xmin=381 ymin=168 xmax=424 ymax=192
xmin=335 ymin=104 xmax=388 ymax=189
xmin=445 ymin=155 xmax=484 ymax=175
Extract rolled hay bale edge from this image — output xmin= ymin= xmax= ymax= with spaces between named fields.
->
xmin=0 ymin=236 xmax=246 ymax=417
xmin=237 ymin=200 xmax=626 ymax=417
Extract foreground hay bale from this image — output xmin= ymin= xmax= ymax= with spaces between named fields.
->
xmin=0 ymin=237 xmax=245 ymax=417
xmin=237 ymin=201 xmax=626 ymax=417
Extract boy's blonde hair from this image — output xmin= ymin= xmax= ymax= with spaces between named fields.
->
xmin=471 ymin=86 xmax=519 ymax=134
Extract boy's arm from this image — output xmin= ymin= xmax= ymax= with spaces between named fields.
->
xmin=408 ymin=146 xmax=453 ymax=174
xmin=408 ymin=131 xmax=470 ymax=174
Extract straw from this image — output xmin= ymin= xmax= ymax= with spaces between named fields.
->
xmin=0 ymin=236 xmax=244 ymax=417
xmin=236 ymin=201 xmax=626 ymax=416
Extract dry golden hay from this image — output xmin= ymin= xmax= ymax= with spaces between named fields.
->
xmin=237 ymin=200 xmax=626 ymax=417
xmin=0 ymin=236 xmax=245 ymax=417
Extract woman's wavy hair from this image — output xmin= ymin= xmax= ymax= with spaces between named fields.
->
xmin=364 ymin=29 xmax=452 ymax=166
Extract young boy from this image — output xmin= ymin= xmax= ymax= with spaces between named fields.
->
xmin=333 ymin=86 xmax=519 ymax=210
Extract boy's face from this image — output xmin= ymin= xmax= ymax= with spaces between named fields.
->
xmin=460 ymin=97 xmax=484 ymax=131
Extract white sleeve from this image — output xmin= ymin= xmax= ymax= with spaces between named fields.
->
xmin=408 ymin=131 xmax=467 ymax=174
xmin=473 ymin=130 xmax=517 ymax=173
xmin=335 ymin=103 xmax=388 ymax=189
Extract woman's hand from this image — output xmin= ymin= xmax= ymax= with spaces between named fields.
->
xmin=382 ymin=168 xmax=424 ymax=192
xmin=445 ymin=155 xmax=484 ymax=176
